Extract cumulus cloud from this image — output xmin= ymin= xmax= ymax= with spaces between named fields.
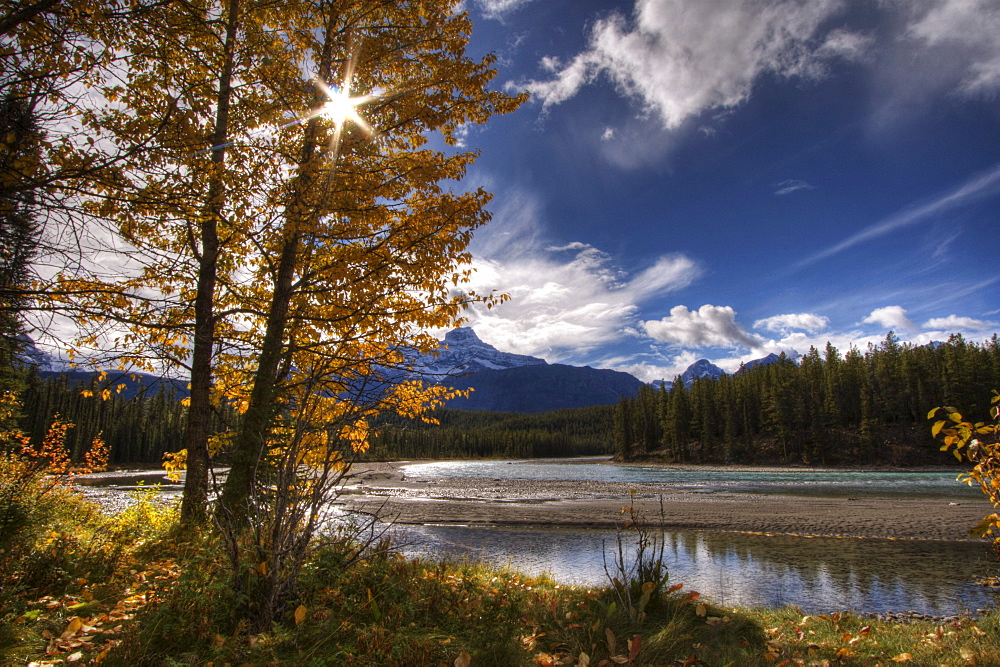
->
xmin=464 ymin=249 xmax=700 ymax=361
xmin=511 ymin=0 xmax=865 ymax=130
xmin=642 ymin=305 xmax=763 ymax=349
xmin=863 ymin=306 xmax=916 ymax=332
xmin=461 ymin=187 xmax=702 ymax=361
xmin=774 ymin=179 xmax=816 ymax=196
xmin=753 ymin=313 xmax=830 ymax=334
xmin=923 ymin=315 xmax=999 ymax=331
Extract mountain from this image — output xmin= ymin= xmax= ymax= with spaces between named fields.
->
xmin=412 ymin=328 xmax=642 ymax=412
xmin=679 ymin=359 xmax=726 ymax=386
xmin=415 ymin=327 xmax=547 ymax=376
xmin=443 ymin=363 xmax=644 ymax=413
xmin=17 ymin=335 xmax=186 ymax=399
xmin=16 ymin=335 xmax=74 ymax=373
xmin=736 ymin=352 xmax=782 ymax=374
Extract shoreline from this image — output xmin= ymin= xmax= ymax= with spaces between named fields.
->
xmin=342 ymin=460 xmax=994 ymax=542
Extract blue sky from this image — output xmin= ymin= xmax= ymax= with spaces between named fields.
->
xmin=449 ymin=0 xmax=1000 ymax=382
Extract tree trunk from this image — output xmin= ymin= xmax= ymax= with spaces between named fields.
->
xmin=180 ymin=0 xmax=239 ymax=524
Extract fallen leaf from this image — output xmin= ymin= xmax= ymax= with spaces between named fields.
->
xmin=455 ymin=651 xmax=472 ymax=667
xmin=627 ymin=634 xmax=641 ymax=661
xmin=890 ymin=653 xmax=913 ymax=663
xmin=61 ymin=617 xmax=83 ymax=640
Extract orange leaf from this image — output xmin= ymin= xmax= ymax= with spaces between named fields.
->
xmin=294 ymin=605 xmax=307 ymax=626
xmin=61 ymin=617 xmax=83 ymax=639
xmin=628 ymin=634 xmax=641 ymax=661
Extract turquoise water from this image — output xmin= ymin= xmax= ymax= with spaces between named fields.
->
xmin=401 ymin=458 xmax=980 ymax=499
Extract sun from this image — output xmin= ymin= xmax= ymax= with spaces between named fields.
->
xmin=316 ymin=81 xmax=373 ymax=136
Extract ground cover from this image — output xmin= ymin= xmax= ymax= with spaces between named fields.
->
xmin=3 ymin=467 xmax=1000 ymax=666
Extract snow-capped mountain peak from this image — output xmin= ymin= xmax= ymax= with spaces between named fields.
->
xmin=679 ymin=359 xmax=726 ymax=387
xmin=416 ymin=327 xmax=547 ymax=376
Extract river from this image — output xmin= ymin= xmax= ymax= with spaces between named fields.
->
xmin=76 ymin=460 xmax=1000 ymax=616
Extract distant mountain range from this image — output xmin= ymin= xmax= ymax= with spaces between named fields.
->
xmin=418 ymin=328 xmax=784 ymax=412
xmin=17 ymin=328 xmax=791 ymax=414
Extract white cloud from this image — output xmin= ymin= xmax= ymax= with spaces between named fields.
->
xmin=754 ymin=313 xmax=830 ymax=334
xmin=642 ymin=305 xmax=763 ymax=349
xmin=907 ymin=0 xmax=1000 ymax=97
xmin=863 ymin=306 xmax=916 ymax=332
xmin=464 ymin=249 xmax=698 ymax=361
xmin=462 ymin=187 xmax=701 ymax=361
xmin=923 ymin=315 xmax=999 ymax=331
xmin=512 ymin=0 xmax=863 ymax=130
xmin=774 ymin=179 xmax=816 ymax=196
xmin=475 ymin=0 xmax=534 ymax=20
xmin=601 ymin=127 xmax=615 ymax=141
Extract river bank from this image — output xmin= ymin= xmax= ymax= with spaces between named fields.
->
xmin=343 ymin=460 xmax=994 ymax=541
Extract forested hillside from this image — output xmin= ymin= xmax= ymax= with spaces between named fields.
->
xmin=16 ymin=372 xmax=208 ymax=464
xmin=365 ymin=404 xmax=615 ymax=459
xmin=614 ymin=333 xmax=1000 ymax=465
xmin=13 ymin=371 xmax=613 ymax=463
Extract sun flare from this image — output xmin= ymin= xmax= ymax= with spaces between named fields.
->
xmin=316 ymin=81 xmax=373 ymax=135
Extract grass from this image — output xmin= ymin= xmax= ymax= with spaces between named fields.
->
xmin=2 ymin=467 xmax=999 ymax=665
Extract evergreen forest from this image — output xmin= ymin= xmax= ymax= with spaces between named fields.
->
xmin=614 ymin=333 xmax=1000 ymax=465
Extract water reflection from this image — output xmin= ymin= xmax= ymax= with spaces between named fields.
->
xmin=393 ymin=524 xmax=999 ymax=616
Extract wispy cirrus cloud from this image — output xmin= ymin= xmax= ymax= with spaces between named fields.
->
xmin=774 ymin=179 xmax=816 ymax=196
xmin=794 ymin=161 xmax=1000 ymax=270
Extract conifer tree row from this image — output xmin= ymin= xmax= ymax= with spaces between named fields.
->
xmin=614 ymin=333 xmax=1000 ymax=466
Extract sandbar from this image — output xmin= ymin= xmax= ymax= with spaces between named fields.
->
xmin=341 ymin=461 xmax=995 ymax=542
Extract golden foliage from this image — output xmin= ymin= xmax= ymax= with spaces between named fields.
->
xmin=931 ymin=391 xmax=1000 ymax=548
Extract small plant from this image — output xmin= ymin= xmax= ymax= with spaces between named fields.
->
xmin=603 ymin=492 xmax=669 ymax=621
xmin=930 ymin=391 xmax=1000 ymax=553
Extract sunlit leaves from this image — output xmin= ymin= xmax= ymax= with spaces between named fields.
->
xmin=931 ymin=391 xmax=1000 ymax=552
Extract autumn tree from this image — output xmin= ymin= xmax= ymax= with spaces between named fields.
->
xmin=39 ymin=2 xmax=522 ymax=624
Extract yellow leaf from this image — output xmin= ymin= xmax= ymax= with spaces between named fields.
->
xmin=890 ymin=653 xmax=913 ymax=662
xmin=969 ymin=514 xmax=999 ymax=538
xmin=61 ymin=617 xmax=83 ymax=639
xmin=294 ymin=605 xmax=307 ymax=626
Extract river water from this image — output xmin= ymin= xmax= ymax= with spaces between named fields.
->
xmin=390 ymin=459 xmax=997 ymax=616
xmin=77 ymin=460 xmax=999 ymax=616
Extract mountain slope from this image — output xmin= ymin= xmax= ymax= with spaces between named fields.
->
xmin=442 ymin=363 xmax=644 ymax=413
